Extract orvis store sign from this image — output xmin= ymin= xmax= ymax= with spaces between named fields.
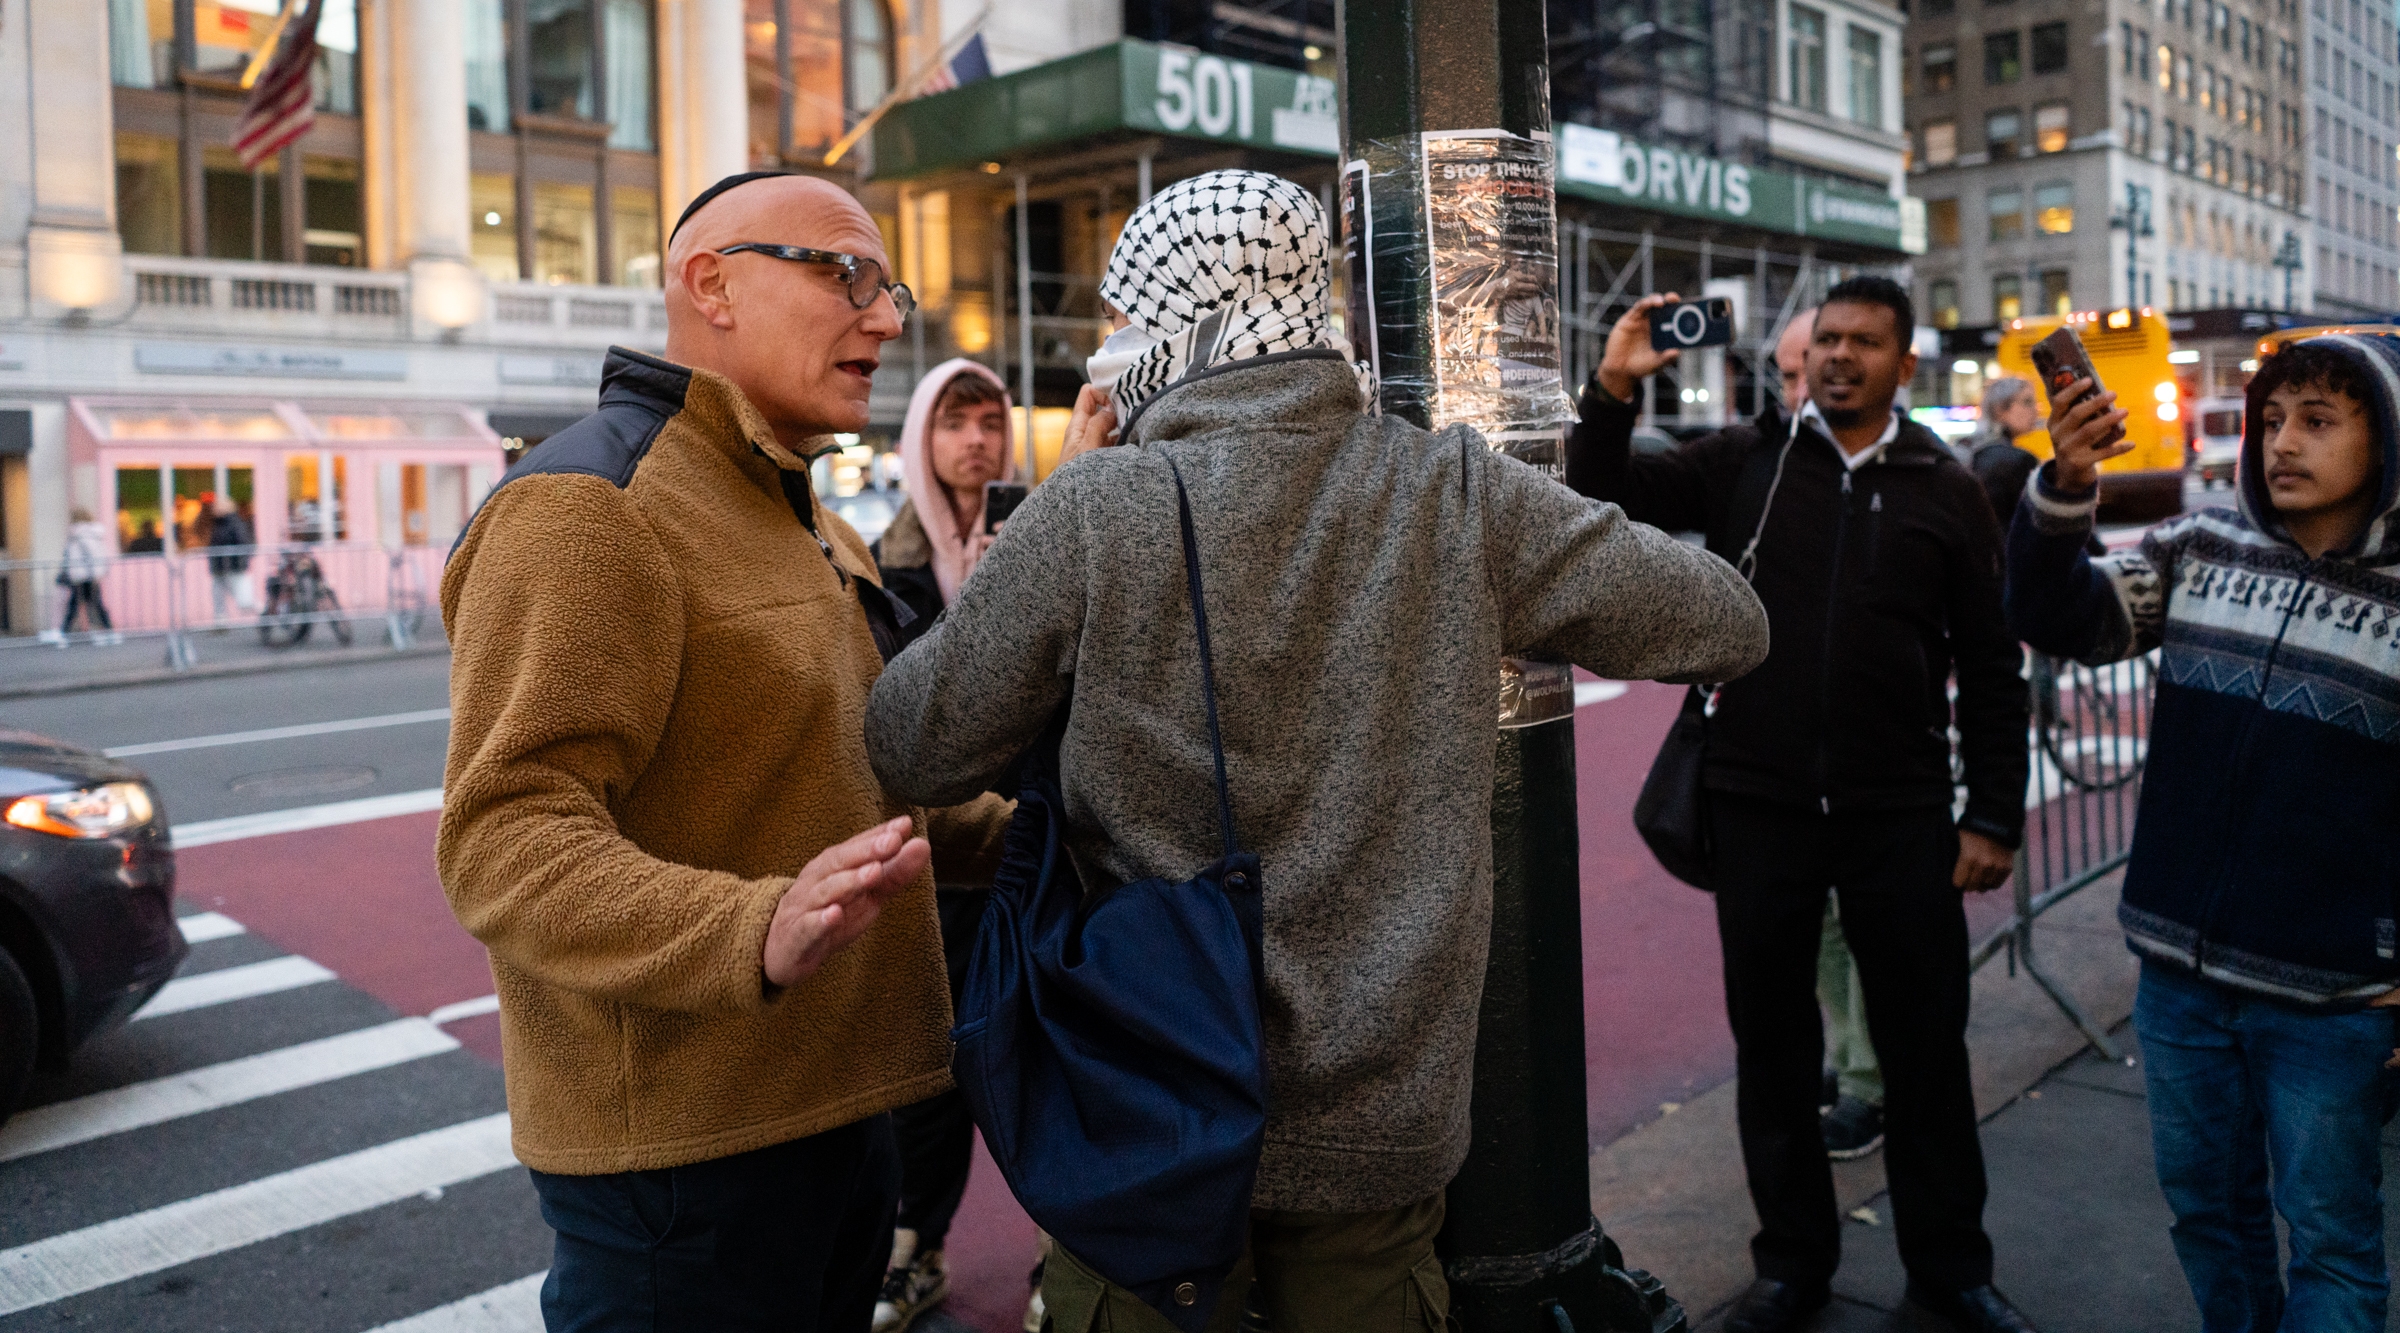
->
xmin=1556 ymin=122 xmax=1922 ymax=253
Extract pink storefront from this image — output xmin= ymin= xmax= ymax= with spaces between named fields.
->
xmin=65 ymin=397 xmax=505 ymax=631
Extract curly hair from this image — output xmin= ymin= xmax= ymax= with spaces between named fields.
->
xmin=2252 ymin=340 xmax=2372 ymax=407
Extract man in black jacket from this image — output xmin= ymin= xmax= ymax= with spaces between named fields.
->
xmin=1570 ymin=277 xmax=2033 ymax=1333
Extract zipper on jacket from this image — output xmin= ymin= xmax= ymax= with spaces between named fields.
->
xmin=1813 ymin=469 xmax=1855 ymax=811
xmin=2186 ymin=563 xmax=2316 ymax=964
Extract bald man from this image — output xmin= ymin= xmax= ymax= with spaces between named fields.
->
xmin=438 ymin=172 xmax=1010 ymax=1331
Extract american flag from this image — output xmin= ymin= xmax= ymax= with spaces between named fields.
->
xmin=917 ymin=32 xmax=993 ymax=95
xmin=232 ymin=0 xmax=326 ymax=171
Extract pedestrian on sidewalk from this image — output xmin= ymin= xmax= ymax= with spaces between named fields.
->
xmin=864 ymin=169 xmax=1770 ymax=1333
xmin=2008 ymin=335 xmax=2400 ymax=1332
xmin=1573 ymin=278 xmax=2034 ymax=1333
xmin=1962 ymin=378 xmax=2044 ymax=525
xmin=437 ymin=171 xmax=1011 ymax=1333
xmin=204 ymin=497 xmax=257 ymax=624
xmin=52 ymin=509 xmax=118 ymax=644
xmin=866 ymin=357 xmax=1035 ymax=1333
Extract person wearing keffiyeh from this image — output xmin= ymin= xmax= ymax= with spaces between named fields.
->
xmin=868 ymin=169 xmax=1770 ymax=1330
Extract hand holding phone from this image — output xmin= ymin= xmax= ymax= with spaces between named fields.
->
xmin=983 ymin=481 xmax=1029 ymax=534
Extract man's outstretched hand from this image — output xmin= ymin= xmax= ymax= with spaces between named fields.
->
xmin=1595 ymin=293 xmax=1685 ymax=403
xmin=763 ymin=816 xmax=931 ymax=988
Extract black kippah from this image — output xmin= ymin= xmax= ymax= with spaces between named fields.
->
xmin=669 ymin=171 xmax=797 ymax=243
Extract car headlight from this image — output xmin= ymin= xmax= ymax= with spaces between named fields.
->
xmin=5 ymin=783 xmax=157 ymax=839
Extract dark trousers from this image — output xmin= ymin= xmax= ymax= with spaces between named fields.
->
xmin=1710 ymin=792 xmax=1993 ymax=1291
xmin=61 ymin=581 xmax=110 ymax=631
xmin=892 ymin=888 xmax=988 ymax=1252
xmin=529 ymin=1115 xmax=900 ymax=1332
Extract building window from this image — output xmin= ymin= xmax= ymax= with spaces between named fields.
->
xmin=1988 ymin=109 xmax=2024 ymax=158
xmin=1990 ymin=185 xmax=2026 ymax=239
xmin=2039 ymin=268 xmax=2072 ymax=314
xmin=202 ymin=145 xmax=283 ymax=262
xmin=532 ymin=181 xmax=597 ymax=285
xmin=1930 ymin=278 xmax=1961 ymax=327
xmin=1929 ymin=197 xmax=1961 ymax=245
xmin=467 ymin=0 xmax=512 ymax=131
xmin=1986 ymin=30 xmax=2023 ymax=83
xmin=847 ymin=0 xmax=896 ymax=117
xmin=605 ymin=0 xmax=655 ymax=149
xmin=2036 ymin=101 xmax=2071 ymax=151
xmin=2158 ymin=43 xmax=2174 ymax=90
xmin=2036 ymin=180 xmax=2075 ymax=231
xmin=612 ymin=185 xmax=661 ymax=286
xmin=526 ymin=0 xmax=596 ymax=118
xmin=116 ymin=132 xmax=181 ymax=257
xmin=471 ymin=174 xmax=520 ymax=283
xmin=2123 ymin=22 xmax=2138 ymax=75
xmin=302 ymin=155 xmax=363 ymax=265
xmin=2032 ymin=21 xmax=2070 ymax=74
xmin=1849 ymin=27 xmax=1884 ymax=125
xmin=1994 ymin=273 xmax=2025 ymax=319
xmin=1924 ymin=43 xmax=1957 ymax=91
xmin=1790 ymin=5 xmax=1829 ymax=110
xmin=1926 ymin=119 xmax=1959 ymax=163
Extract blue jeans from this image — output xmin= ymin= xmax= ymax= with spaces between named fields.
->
xmin=528 ymin=1114 xmax=899 ymax=1332
xmin=2135 ymin=960 xmax=2398 ymax=1332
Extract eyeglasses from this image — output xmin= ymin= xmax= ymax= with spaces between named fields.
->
xmin=714 ymin=243 xmax=916 ymax=327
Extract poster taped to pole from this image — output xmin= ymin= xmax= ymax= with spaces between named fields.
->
xmin=1418 ymin=129 xmax=1576 ymax=472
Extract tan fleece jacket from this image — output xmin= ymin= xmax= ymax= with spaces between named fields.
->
xmin=438 ymin=347 xmax=1008 ymax=1175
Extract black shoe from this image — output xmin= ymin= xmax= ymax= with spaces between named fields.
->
xmin=1905 ymin=1283 xmax=2039 ymax=1333
xmin=1724 ymin=1277 xmax=1830 ymax=1333
xmin=1821 ymin=1095 xmax=1885 ymax=1160
xmin=1820 ymin=1068 xmax=1839 ymax=1114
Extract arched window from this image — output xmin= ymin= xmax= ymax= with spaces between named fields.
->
xmin=846 ymin=0 xmax=895 ymax=119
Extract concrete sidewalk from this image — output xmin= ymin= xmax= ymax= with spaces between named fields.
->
xmin=0 ymin=624 xmax=446 ymax=699
xmin=1597 ymin=872 xmax=2400 ymax=1332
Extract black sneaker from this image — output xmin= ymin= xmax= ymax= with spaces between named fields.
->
xmin=1822 ymin=1095 xmax=1884 ymax=1159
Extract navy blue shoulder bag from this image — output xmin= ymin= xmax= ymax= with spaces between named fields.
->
xmin=950 ymin=455 xmax=1268 ymax=1333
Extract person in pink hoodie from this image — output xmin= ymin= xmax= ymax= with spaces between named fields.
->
xmin=869 ymin=357 xmax=1028 ymax=1333
xmin=873 ymin=358 xmax=1016 ymax=637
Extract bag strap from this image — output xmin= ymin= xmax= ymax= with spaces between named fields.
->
xmin=1164 ymin=455 xmax=1241 ymax=860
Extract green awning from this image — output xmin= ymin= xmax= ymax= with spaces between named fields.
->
xmin=873 ymin=39 xmax=1915 ymax=254
xmin=870 ymin=39 xmax=1341 ymax=181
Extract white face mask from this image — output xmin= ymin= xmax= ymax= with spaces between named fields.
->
xmin=1085 ymin=323 xmax=1158 ymax=391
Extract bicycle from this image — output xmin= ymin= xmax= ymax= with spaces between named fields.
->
xmin=2031 ymin=653 xmax=2147 ymax=792
xmin=258 ymin=548 xmax=354 ymax=648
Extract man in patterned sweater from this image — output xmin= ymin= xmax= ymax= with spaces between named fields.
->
xmin=2008 ymin=335 xmax=2400 ymax=1331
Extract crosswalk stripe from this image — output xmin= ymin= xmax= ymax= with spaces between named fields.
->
xmin=427 ymin=995 xmax=500 ymax=1027
xmin=175 ymin=912 xmax=246 ymax=945
xmin=363 ymin=1272 xmax=547 ymax=1332
xmin=0 ymin=1112 xmax=516 ymax=1316
xmin=0 ymin=1019 xmax=460 ymax=1163
xmin=171 ymin=788 xmax=445 ymax=849
xmin=132 ymin=956 xmax=337 ymax=1021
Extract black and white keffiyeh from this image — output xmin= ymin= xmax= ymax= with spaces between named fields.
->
xmin=1099 ymin=170 xmax=1345 ymax=423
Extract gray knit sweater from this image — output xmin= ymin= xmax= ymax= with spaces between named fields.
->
xmin=865 ymin=355 xmax=1768 ymax=1212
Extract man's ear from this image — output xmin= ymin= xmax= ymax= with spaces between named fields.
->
xmin=681 ymin=252 xmax=737 ymax=330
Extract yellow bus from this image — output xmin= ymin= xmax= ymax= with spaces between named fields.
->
xmin=1994 ymin=307 xmax=2187 ymax=520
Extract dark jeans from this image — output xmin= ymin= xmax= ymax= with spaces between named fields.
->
xmin=529 ymin=1115 xmax=900 ymax=1332
xmin=1709 ymin=792 xmax=1992 ymax=1291
xmin=2136 ymin=960 xmax=2397 ymax=1332
xmin=892 ymin=888 xmax=988 ymax=1252
xmin=60 ymin=580 xmax=110 ymax=631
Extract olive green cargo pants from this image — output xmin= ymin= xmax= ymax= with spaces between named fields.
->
xmin=1040 ymin=1192 xmax=1452 ymax=1333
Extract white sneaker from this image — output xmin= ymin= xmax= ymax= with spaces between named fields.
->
xmin=872 ymin=1229 xmax=948 ymax=1333
xmin=36 ymin=629 xmax=63 ymax=645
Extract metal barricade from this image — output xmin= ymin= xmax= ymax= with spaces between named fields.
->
xmin=1968 ymin=649 xmax=2158 ymax=1061
xmin=0 ymin=542 xmax=440 ymax=674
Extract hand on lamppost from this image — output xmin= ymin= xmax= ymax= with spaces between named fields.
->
xmin=1595 ymin=293 xmax=1684 ymax=404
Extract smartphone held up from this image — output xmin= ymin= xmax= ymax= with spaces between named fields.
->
xmin=983 ymin=481 xmax=1029 ymax=534
xmin=2027 ymin=327 xmax=2126 ymax=449
xmin=1649 ymin=297 xmax=1737 ymax=353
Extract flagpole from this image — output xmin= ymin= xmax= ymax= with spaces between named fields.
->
xmin=820 ymin=4 xmax=992 ymax=168
xmin=238 ymin=0 xmax=299 ymax=89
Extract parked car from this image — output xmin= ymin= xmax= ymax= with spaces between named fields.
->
xmin=0 ymin=732 xmax=181 ymax=1123
xmin=2194 ymin=398 xmax=2244 ymax=489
